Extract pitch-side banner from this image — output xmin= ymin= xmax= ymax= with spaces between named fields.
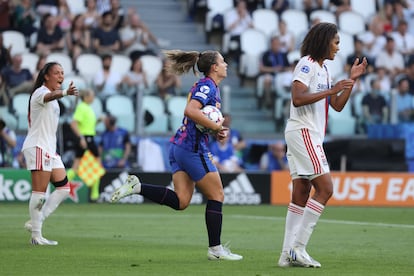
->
xmin=271 ymin=171 xmax=414 ymax=206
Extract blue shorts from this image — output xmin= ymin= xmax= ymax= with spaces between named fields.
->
xmin=169 ymin=143 xmax=217 ymax=182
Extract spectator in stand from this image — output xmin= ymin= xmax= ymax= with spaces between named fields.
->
xmin=120 ymin=12 xmax=153 ymax=59
xmin=222 ymin=113 xmax=246 ymax=160
xmin=0 ymin=53 xmax=33 ymax=104
xmin=223 ymin=0 xmax=253 ymax=61
xmin=0 ymin=32 xmax=11 ymax=70
xmin=375 ymin=36 xmax=405 ymax=81
xmin=244 ymin=0 xmax=265 ymax=13
xmin=35 ymin=13 xmax=65 ymax=56
xmin=302 ymin=0 xmax=324 ymax=20
xmin=369 ymin=2 xmax=395 ymax=35
xmin=108 ymin=0 xmax=125 ymax=30
xmin=361 ymin=78 xmax=389 ymax=132
xmin=66 ymin=14 xmax=92 ymax=71
xmin=359 ymin=19 xmax=387 ymax=63
xmin=56 ymin=0 xmax=74 ymax=32
xmin=119 ymin=57 xmax=148 ymax=97
xmin=0 ymin=0 xmax=12 ymax=32
xmin=210 ymin=134 xmax=244 ymax=173
xmin=13 ymin=0 xmax=38 ymax=46
xmin=258 ymin=36 xmax=290 ymax=109
xmin=395 ymin=77 xmax=414 ymax=122
xmin=391 ymin=19 xmax=414 ymax=61
xmin=99 ymin=114 xmax=131 ymax=169
xmin=276 ymin=20 xmax=295 ymax=55
xmin=404 ymin=57 xmax=414 ymax=95
xmin=83 ymin=0 xmax=101 ymax=30
xmin=328 ymin=0 xmax=351 ymax=18
xmin=271 ymin=0 xmax=290 ymax=16
xmin=156 ymin=59 xmax=181 ymax=101
xmin=259 ymin=141 xmax=288 ymax=172
xmin=92 ymin=11 xmax=121 ymax=55
xmin=374 ymin=67 xmax=393 ymax=100
xmin=93 ymin=53 xmax=122 ymax=100
xmin=0 ymin=117 xmax=16 ymax=167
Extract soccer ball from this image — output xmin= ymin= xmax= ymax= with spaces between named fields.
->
xmin=196 ymin=105 xmax=224 ymax=132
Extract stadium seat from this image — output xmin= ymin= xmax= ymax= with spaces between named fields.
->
xmin=167 ymin=96 xmax=187 ymax=131
xmin=3 ymin=30 xmax=28 ymax=55
xmin=281 ymin=9 xmax=309 ymax=43
xmin=238 ymin=29 xmax=268 ymax=79
xmin=310 ymin=9 xmax=337 ymax=24
xmin=205 ymin=0 xmax=233 ymax=41
xmin=46 ymin=52 xmax=74 ymax=76
xmin=338 ymin=11 xmax=366 ymax=36
xmin=21 ymin=52 xmax=39 ymax=75
xmin=337 ymin=31 xmax=354 ymax=62
xmin=252 ymin=9 xmax=279 ymax=39
xmin=90 ymin=97 xmax=105 ymax=133
xmin=328 ymin=103 xmax=356 ymax=136
xmin=0 ymin=106 xmax=17 ymax=131
xmin=76 ymin=53 xmax=103 ymax=85
xmin=12 ymin=94 xmax=31 ymax=132
xmin=350 ymin=0 xmax=377 ymax=23
xmin=140 ymin=55 xmax=163 ymax=94
xmin=111 ymin=54 xmax=132 ymax=76
xmin=62 ymin=75 xmax=89 ymax=91
xmin=142 ymin=95 xmax=169 ymax=133
xmin=105 ymin=95 xmax=136 ymax=132
xmin=287 ymin=50 xmax=301 ymax=64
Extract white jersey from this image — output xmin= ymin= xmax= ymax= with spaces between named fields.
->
xmin=285 ymin=55 xmax=331 ymax=141
xmin=21 ymin=85 xmax=60 ymax=154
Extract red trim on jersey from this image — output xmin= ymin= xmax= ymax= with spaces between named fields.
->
xmin=301 ymin=128 xmax=321 ymax=174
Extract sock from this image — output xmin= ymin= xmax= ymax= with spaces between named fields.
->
xmin=205 ymin=200 xmax=222 ymax=247
xmin=141 ymin=184 xmax=180 ymax=210
xmin=293 ymin=198 xmax=324 ymax=248
xmin=29 ymin=192 xmax=46 ymax=238
xmin=281 ymin=203 xmax=304 ymax=252
xmin=42 ymin=184 xmax=70 ymax=219
xmin=90 ymin=179 xmax=100 ymax=201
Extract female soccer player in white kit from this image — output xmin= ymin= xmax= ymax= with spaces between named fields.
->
xmin=278 ymin=23 xmax=368 ymax=267
xmin=22 ymin=62 xmax=78 ymax=245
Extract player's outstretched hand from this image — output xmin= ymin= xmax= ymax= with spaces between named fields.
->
xmin=350 ymin=57 xmax=368 ymax=80
xmin=67 ymin=81 xmax=79 ymax=96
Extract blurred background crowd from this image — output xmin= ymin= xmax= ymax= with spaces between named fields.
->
xmin=0 ymin=0 xmax=413 ymax=173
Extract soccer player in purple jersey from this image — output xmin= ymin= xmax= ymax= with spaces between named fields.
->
xmin=111 ymin=50 xmax=242 ymax=261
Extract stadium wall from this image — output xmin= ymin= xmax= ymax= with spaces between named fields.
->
xmin=0 ymin=169 xmax=413 ymax=206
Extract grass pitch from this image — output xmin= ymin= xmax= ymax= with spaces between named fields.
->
xmin=1 ymin=203 xmax=413 ymax=275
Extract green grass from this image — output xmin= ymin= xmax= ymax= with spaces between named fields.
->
xmin=1 ymin=203 xmax=413 ymax=275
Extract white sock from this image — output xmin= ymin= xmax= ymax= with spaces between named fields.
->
xmin=29 ymin=192 xmax=46 ymax=238
xmin=281 ymin=203 xmax=304 ymax=252
xmin=42 ymin=186 xmax=70 ymax=219
xmin=293 ymin=198 xmax=324 ymax=248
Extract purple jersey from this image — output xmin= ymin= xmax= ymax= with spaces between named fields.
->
xmin=170 ymin=77 xmax=221 ymax=153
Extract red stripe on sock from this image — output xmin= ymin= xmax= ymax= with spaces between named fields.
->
xmin=306 ymin=200 xmax=324 ymax=214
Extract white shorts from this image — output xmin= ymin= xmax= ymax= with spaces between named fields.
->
xmin=23 ymin=147 xmax=64 ymax=172
xmin=285 ymin=128 xmax=330 ymax=179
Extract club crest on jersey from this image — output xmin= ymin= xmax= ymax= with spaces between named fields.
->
xmin=199 ymin=85 xmax=210 ymax=94
xmin=301 ymin=65 xmax=310 ymax=73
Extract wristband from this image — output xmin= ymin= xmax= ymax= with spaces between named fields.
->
xmin=62 ymin=89 xmax=67 ymax=96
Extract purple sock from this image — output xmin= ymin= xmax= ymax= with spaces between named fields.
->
xmin=205 ymin=200 xmax=223 ymax=247
xmin=141 ymin=184 xmax=180 ymax=210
